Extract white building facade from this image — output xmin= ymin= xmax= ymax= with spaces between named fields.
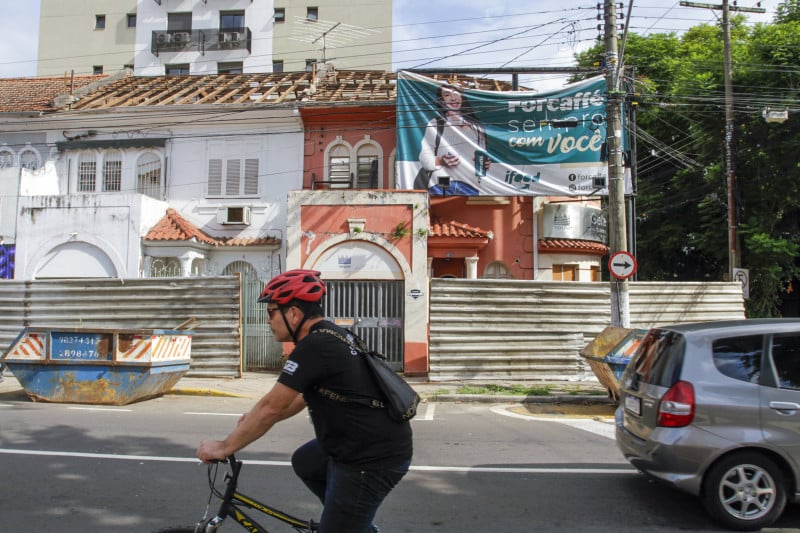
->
xmin=12 ymin=102 xmax=300 ymax=281
xmin=38 ymin=0 xmax=392 ymax=77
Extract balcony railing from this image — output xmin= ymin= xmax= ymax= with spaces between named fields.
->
xmin=151 ymin=27 xmax=252 ymax=56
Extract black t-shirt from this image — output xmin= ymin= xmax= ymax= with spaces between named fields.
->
xmin=278 ymin=320 xmax=413 ymax=469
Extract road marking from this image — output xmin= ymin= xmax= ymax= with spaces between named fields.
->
xmin=67 ymin=406 xmax=132 ymax=412
xmin=491 ymin=404 xmax=617 ymax=440
xmin=0 ymin=448 xmax=635 ymax=475
xmin=415 ymin=402 xmax=436 ymax=421
xmin=184 ymin=411 xmax=242 ymax=417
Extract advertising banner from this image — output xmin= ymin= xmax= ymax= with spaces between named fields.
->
xmin=396 ymin=71 xmax=631 ymax=196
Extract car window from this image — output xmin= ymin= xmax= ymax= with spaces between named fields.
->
xmin=630 ymin=329 xmax=685 ymax=387
xmin=771 ymin=333 xmax=800 ymax=390
xmin=712 ymin=335 xmax=762 ymax=383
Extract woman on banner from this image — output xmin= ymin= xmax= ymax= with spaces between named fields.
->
xmin=415 ymin=84 xmax=491 ymax=196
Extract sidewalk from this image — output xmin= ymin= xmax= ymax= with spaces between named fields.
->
xmin=1 ymin=369 xmax=612 ymax=405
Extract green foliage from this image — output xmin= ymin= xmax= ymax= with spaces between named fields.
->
xmin=574 ymin=3 xmax=800 ymax=316
xmin=454 ymin=384 xmax=553 ymax=396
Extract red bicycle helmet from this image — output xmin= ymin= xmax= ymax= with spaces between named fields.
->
xmin=258 ymin=269 xmax=326 ymax=305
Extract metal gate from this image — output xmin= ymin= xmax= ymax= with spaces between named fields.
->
xmin=223 ymin=261 xmax=283 ymax=370
xmin=324 ymin=280 xmax=404 ymax=370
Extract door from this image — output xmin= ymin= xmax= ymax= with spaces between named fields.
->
xmin=760 ymin=333 xmax=800 ymax=465
xmin=324 ymin=280 xmax=404 ymax=370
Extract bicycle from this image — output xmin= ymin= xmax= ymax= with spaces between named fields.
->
xmin=155 ymin=454 xmax=318 ymax=533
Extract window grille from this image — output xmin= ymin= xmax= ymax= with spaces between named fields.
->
xmin=79 ymin=155 xmax=97 ymax=192
xmin=103 ymin=156 xmax=122 ymax=191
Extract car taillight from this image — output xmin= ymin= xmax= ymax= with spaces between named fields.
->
xmin=657 ymin=380 xmax=695 ymax=427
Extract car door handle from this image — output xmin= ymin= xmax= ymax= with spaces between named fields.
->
xmin=769 ymin=401 xmax=800 ymax=413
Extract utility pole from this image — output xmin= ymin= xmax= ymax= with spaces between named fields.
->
xmin=604 ymin=0 xmax=629 ymax=327
xmin=680 ymin=0 xmax=765 ymax=279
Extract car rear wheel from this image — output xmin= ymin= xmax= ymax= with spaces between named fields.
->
xmin=702 ymin=451 xmax=787 ymax=531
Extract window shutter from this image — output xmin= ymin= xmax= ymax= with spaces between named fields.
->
xmin=208 ymin=159 xmax=222 ymax=196
xmin=244 ymin=158 xmax=259 ymax=195
xmin=225 ymin=159 xmax=241 ymax=195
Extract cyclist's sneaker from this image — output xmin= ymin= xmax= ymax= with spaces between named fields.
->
xmin=371 ymin=526 xmax=380 ymax=533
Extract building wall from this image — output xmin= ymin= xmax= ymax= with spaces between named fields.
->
xmin=10 ymin=106 xmax=303 ymax=281
xmin=38 ymin=0 xmax=391 ymax=77
xmin=300 ymin=105 xmax=396 ymax=189
xmin=16 ymin=192 xmax=168 ymax=279
xmin=430 ymin=196 xmax=534 ymax=278
xmin=287 ymin=190 xmax=430 ymax=374
xmin=38 ymin=0 xmax=137 ymax=76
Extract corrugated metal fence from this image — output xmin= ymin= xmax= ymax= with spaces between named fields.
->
xmin=1 ymin=277 xmax=747 ymax=381
xmin=0 ymin=277 xmax=242 ymax=378
xmin=428 ymin=279 xmax=746 ymax=381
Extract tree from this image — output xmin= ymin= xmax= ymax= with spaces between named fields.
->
xmin=574 ymin=3 xmax=800 ymax=316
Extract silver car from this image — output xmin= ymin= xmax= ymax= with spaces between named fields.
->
xmin=615 ymin=319 xmax=800 ymax=531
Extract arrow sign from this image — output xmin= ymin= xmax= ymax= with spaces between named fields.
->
xmin=608 ymin=251 xmax=637 ymax=280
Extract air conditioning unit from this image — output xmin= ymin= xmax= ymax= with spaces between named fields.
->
xmin=157 ymin=33 xmax=172 ymax=44
xmin=172 ymin=32 xmax=190 ymax=44
xmin=221 ymin=32 xmax=234 ymax=43
xmin=230 ymin=32 xmax=242 ymax=44
xmin=217 ymin=206 xmax=251 ymax=225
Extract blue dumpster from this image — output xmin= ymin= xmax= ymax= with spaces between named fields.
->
xmin=1 ymin=327 xmax=192 ymax=405
xmin=580 ymin=326 xmax=646 ymax=403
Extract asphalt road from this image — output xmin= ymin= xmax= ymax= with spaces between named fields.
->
xmin=1 ymin=392 xmax=799 ymax=532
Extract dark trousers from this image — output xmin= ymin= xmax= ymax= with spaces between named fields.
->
xmin=291 ymin=439 xmax=410 ymax=533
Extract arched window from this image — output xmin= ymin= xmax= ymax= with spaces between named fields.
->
xmin=103 ymin=150 xmax=122 ymax=191
xmin=137 ymin=152 xmax=162 ymax=198
xmin=78 ymin=152 xmax=97 ymax=192
xmin=483 ymin=261 xmax=513 ymax=279
xmin=19 ymin=149 xmax=40 ymax=170
xmin=327 ymin=143 xmax=351 ymax=188
xmin=0 ymin=148 xmax=14 ymax=168
xmin=355 ymin=143 xmax=379 ymax=188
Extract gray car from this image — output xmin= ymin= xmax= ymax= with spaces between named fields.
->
xmin=615 ymin=319 xmax=800 ymax=531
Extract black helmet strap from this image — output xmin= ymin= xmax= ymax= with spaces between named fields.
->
xmin=280 ymin=306 xmax=311 ymax=344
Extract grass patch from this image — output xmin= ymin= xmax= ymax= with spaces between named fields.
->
xmin=455 ymin=384 xmax=553 ymax=396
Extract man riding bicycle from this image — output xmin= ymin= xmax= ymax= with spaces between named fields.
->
xmin=197 ymin=269 xmax=413 ymax=533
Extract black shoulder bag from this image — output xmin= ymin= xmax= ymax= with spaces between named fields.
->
xmin=314 ymin=328 xmax=420 ymax=422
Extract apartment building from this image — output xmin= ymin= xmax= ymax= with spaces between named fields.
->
xmin=37 ymin=0 xmax=391 ymax=77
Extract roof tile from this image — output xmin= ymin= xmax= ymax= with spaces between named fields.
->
xmin=539 ymin=238 xmax=608 ymax=255
xmin=0 ymin=74 xmax=108 ymax=112
xmin=144 ymin=208 xmax=280 ymax=247
xmin=430 ymin=220 xmax=492 ymax=239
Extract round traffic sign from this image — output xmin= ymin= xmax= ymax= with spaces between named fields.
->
xmin=608 ymin=251 xmax=637 ymax=280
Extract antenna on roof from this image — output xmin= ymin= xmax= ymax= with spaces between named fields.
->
xmin=289 ymin=17 xmax=380 ymax=65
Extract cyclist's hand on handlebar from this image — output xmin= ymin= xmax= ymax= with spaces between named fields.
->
xmin=196 ymin=439 xmax=229 ymax=464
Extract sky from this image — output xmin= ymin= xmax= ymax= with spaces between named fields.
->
xmin=0 ymin=0 xmax=782 ymax=86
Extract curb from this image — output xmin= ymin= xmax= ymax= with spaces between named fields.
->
xmin=429 ymin=393 xmax=613 ymax=404
xmin=168 ymin=387 xmax=251 ymax=399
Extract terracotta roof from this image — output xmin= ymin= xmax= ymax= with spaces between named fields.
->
xmin=538 ymin=238 xmax=608 ymax=255
xmin=0 ymin=74 xmax=109 ymax=113
xmin=64 ymin=67 xmax=523 ymax=110
xmin=144 ymin=208 xmax=281 ymax=247
xmin=430 ymin=220 xmax=493 ymax=239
